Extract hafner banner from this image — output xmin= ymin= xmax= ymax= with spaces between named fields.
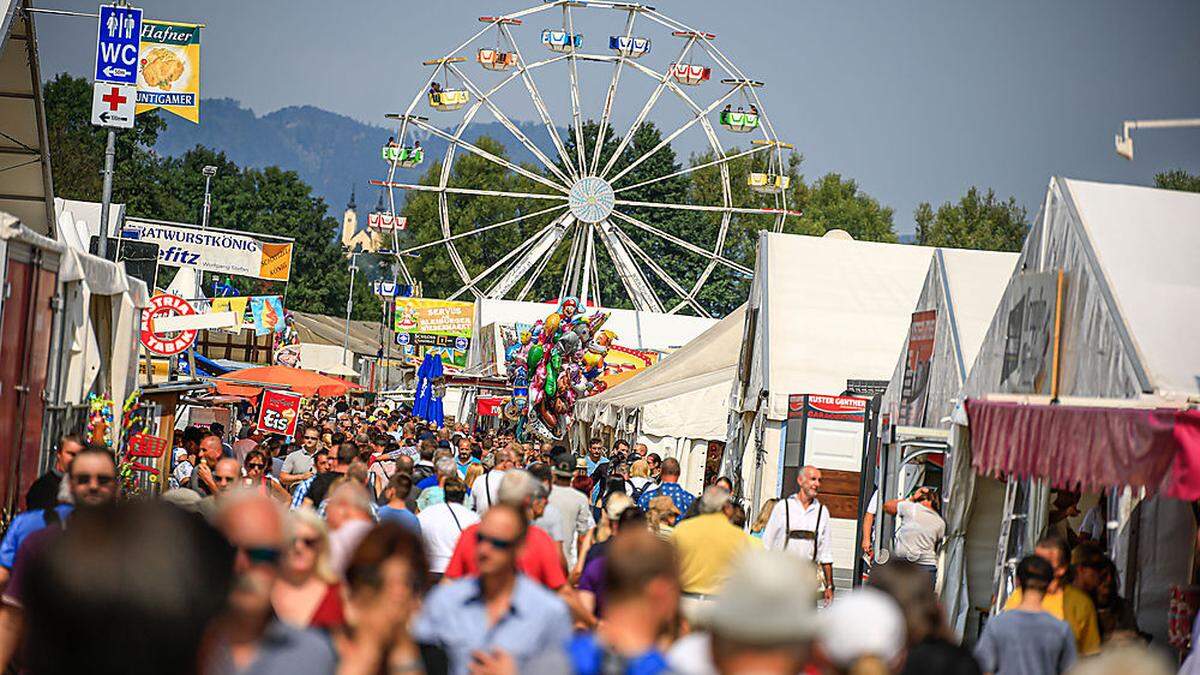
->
xmin=135 ymin=20 xmax=201 ymax=123
xmin=117 ymin=219 xmax=293 ymax=281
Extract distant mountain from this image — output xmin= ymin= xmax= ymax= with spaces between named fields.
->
xmin=153 ymin=98 xmax=558 ymax=218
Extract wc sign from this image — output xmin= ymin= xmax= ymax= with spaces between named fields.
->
xmin=94 ymin=4 xmax=142 ymax=86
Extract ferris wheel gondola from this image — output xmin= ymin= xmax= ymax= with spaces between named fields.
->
xmin=375 ymin=1 xmax=799 ymax=317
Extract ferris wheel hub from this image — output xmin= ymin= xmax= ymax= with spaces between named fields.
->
xmin=567 ymin=176 xmax=616 ymax=224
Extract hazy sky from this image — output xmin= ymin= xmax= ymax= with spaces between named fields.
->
xmin=35 ymin=0 xmax=1200 ymax=233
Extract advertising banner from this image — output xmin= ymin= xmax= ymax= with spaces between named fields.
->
xmin=393 ymin=298 xmax=474 ymax=370
xmin=135 ymin=20 xmax=201 ymax=123
xmin=255 ymin=390 xmax=302 ymax=437
xmin=118 ymin=219 xmax=293 ymax=281
xmin=140 ymin=292 xmax=197 ymax=356
xmin=898 ymin=309 xmax=937 ymax=427
xmin=999 ymin=270 xmax=1063 ymax=396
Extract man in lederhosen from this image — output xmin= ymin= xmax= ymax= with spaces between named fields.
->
xmin=762 ymin=465 xmax=834 ymax=605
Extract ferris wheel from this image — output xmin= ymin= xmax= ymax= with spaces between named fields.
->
xmin=372 ymin=0 xmax=799 ymax=318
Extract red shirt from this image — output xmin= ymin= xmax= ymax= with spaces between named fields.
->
xmin=443 ymin=524 xmax=567 ymax=590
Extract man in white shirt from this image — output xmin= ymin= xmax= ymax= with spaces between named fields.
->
xmin=762 ymin=465 xmax=834 ymax=604
xmin=470 ymin=446 xmax=516 ymax=514
xmin=883 ymin=486 xmax=945 ymax=586
xmin=417 ymin=479 xmax=480 ymax=577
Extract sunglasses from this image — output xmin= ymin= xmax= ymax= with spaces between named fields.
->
xmin=71 ymin=473 xmax=116 ymax=486
xmin=477 ymin=533 xmax=518 ymax=550
xmin=246 ymin=463 xmax=265 ymax=470
xmin=238 ymin=546 xmax=281 ymax=565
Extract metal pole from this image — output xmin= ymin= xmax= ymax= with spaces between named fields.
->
xmin=343 ymin=253 xmax=358 ymax=366
xmin=98 ymin=129 xmax=116 ymax=259
xmin=197 ymin=167 xmax=215 ymax=299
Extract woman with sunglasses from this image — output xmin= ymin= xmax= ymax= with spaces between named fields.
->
xmin=271 ymin=507 xmax=346 ymax=633
xmin=242 ymin=450 xmax=290 ymax=503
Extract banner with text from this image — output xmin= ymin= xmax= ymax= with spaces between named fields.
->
xmin=898 ymin=309 xmax=937 ymax=426
xmin=136 ymin=20 xmax=201 ymax=123
xmin=118 ymin=219 xmax=293 ymax=281
xmin=255 ymin=390 xmax=302 ymax=437
xmin=393 ymin=298 xmax=474 ymax=370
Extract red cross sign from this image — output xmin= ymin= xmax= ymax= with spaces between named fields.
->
xmin=101 ymin=86 xmax=127 ymax=111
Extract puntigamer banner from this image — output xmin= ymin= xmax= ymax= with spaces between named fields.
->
xmin=135 ymin=20 xmax=201 ymax=123
xmin=118 ymin=219 xmax=293 ymax=281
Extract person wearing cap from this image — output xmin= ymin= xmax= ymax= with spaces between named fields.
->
xmin=669 ymin=550 xmax=821 ymax=675
xmin=763 ymin=465 xmax=834 ymax=604
xmin=670 ymin=486 xmax=761 ymax=620
xmin=548 ymin=452 xmax=595 ymax=570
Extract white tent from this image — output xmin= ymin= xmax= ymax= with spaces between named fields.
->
xmin=468 ymin=298 xmax=716 ymax=377
xmin=575 ymin=305 xmax=745 ymax=491
xmin=941 ymin=177 xmax=1200 ymax=645
xmin=877 ymin=248 xmax=1019 ymax=431
xmin=726 ymin=230 xmax=939 ymax=578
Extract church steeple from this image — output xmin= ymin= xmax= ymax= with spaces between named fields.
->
xmin=347 ymin=184 xmax=357 ymax=211
xmin=374 ymin=187 xmax=386 ymax=214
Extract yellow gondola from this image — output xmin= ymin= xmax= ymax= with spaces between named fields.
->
xmin=747 ymin=173 xmax=790 ymax=194
xmin=428 ymin=89 xmax=470 ymax=112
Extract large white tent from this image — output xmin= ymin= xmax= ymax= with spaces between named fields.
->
xmin=941 ymin=177 xmax=1200 ymax=645
xmin=575 ymin=305 xmax=745 ymax=491
xmin=725 ymin=230 xmax=938 ymax=578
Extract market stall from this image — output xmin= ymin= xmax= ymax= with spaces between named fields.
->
xmin=940 ymin=177 xmax=1200 ymax=647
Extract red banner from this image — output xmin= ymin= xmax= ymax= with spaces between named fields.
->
xmin=255 ymin=390 xmax=302 ymax=437
xmin=899 ymin=309 xmax=937 ymax=426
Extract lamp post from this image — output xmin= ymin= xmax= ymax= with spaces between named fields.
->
xmin=197 ymin=165 xmax=217 ymax=299
xmin=343 ymin=251 xmax=361 ymax=368
xmin=1114 ymin=118 xmax=1200 ymax=160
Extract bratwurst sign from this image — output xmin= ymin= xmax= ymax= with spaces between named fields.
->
xmin=118 ymin=219 xmax=293 ymax=281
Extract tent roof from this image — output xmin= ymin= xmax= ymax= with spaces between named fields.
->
xmin=750 ymin=232 xmax=937 ymax=420
xmin=938 ymin=248 xmax=1021 ymax=379
xmin=0 ymin=2 xmax=53 ymax=236
xmin=291 ymin=311 xmax=383 ymax=357
xmin=1062 ymin=178 xmax=1200 ymax=397
xmin=577 ymin=305 xmax=744 ymax=439
xmin=215 ymin=365 xmax=358 ymax=398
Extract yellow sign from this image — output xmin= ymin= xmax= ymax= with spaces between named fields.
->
xmin=259 ymin=242 xmax=294 ymax=281
xmin=394 ymin=298 xmax=474 ymax=336
xmin=135 ymin=21 xmax=201 ymax=123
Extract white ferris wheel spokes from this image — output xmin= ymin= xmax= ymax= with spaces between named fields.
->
xmin=376 ymin=0 xmax=799 ymax=314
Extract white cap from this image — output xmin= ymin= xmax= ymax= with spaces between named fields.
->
xmin=818 ymin=587 xmax=905 ymax=668
xmin=695 ymin=550 xmax=819 ymax=645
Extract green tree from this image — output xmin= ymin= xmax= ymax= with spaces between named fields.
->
xmin=1154 ymin=169 xmax=1200 ymax=192
xmin=914 ymin=187 xmax=1027 ymax=252
xmin=43 ymin=74 xmax=374 ymax=319
xmin=797 ymin=173 xmax=896 ymax=242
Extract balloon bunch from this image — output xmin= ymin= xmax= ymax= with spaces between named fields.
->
xmin=504 ymin=297 xmax=614 ymax=441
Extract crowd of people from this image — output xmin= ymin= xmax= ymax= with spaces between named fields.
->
xmin=0 ymin=396 xmax=1186 ymax=675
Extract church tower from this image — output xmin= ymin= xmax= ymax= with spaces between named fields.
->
xmin=340 ymin=185 xmax=359 ymax=249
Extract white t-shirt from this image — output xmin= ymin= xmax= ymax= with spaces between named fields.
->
xmin=1079 ymin=505 xmax=1104 ymax=540
xmin=469 ymin=470 xmax=506 ymax=514
xmin=893 ymin=500 xmax=945 ymax=566
xmin=417 ymin=502 xmax=480 ymax=573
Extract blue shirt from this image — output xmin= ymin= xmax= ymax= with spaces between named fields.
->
xmin=416 ymin=475 xmax=439 ymax=491
xmin=456 ymin=457 xmax=480 ymax=477
xmin=377 ymin=506 xmax=422 ymax=535
xmin=567 ymin=633 xmax=672 ymax=675
xmin=412 ymin=574 xmax=571 ymax=675
xmin=289 ymin=476 xmax=315 ymax=510
xmin=0 ymin=505 xmax=73 ymax=568
xmin=586 ymin=456 xmax=610 ymax=476
xmin=637 ymin=482 xmax=694 ymax=524
xmin=209 ymin=619 xmax=337 ymax=675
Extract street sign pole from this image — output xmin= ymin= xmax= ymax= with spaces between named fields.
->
xmin=98 ymin=129 xmax=116 ymax=258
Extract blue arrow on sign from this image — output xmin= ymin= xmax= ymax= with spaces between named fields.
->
xmin=94 ymin=4 xmax=142 ymax=86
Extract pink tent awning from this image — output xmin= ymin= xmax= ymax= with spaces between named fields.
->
xmin=966 ymin=398 xmax=1200 ymax=500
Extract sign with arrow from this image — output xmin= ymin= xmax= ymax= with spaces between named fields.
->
xmin=94 ymin=4 xmax=142 ymax=86
xmin=91 ymin=82 xmax=136 ymax=128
